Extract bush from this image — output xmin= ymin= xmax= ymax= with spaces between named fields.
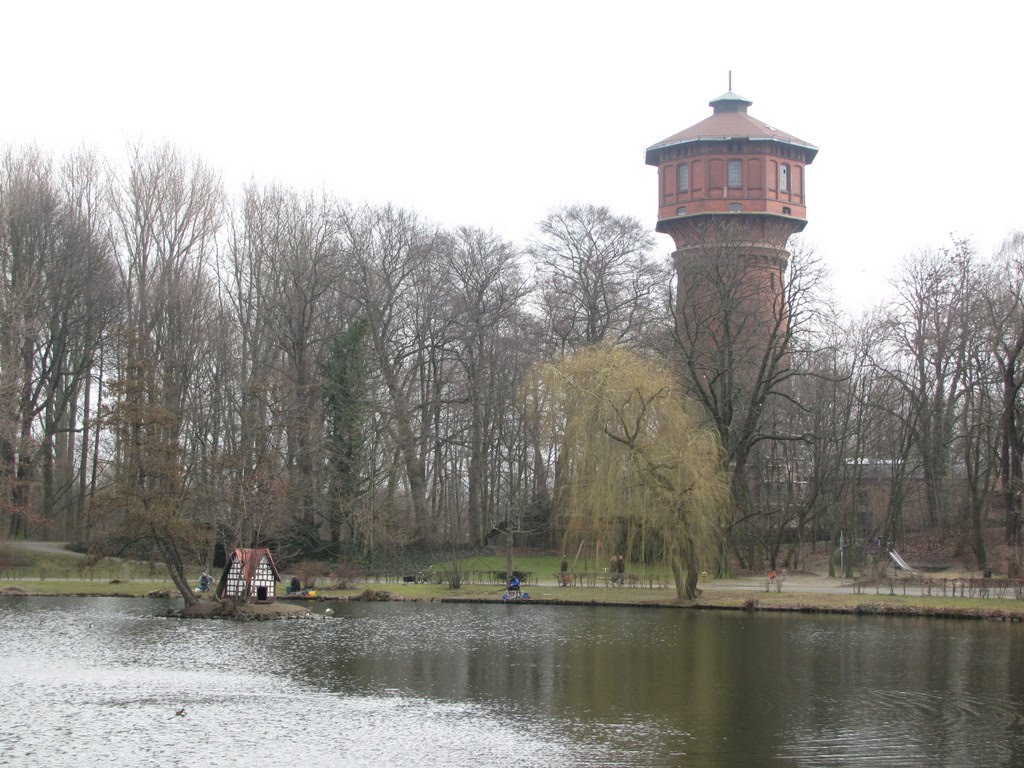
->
xmin=442 ymin=560 xmax=464 ymax=589
xmin=328 ymin=560 xmax=367 ymax=588
xmin=293 ymin=560 xmax=329 ymax=589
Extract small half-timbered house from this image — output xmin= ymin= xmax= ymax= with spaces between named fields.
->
xmin=217 ymin=548 xmax=281 ymax=603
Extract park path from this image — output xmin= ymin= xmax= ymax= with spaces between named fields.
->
xmin=3 ymin=540 xmax=87 ymax=558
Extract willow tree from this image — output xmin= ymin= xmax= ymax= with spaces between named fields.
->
xmin=541 ymin=346 xmax=729 ymax=602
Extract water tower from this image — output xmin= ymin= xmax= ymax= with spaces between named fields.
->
xmin=645 ymin=87 xmax=817 ymax=363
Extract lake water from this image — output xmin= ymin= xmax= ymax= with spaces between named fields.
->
xmin=0 ymin=597 xmax=1022 ymax=767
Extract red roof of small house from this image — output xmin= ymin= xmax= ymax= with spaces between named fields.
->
xmin=645 ymin=91 xmax=817 ymax=165
xmin=227 ymin=547 xmax=282 ymax=583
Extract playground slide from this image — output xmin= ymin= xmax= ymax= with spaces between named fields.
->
xmin=888 ymin=549 xmax=917 ymax=574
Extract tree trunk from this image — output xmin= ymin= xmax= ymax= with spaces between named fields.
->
xmin=672 ymin=540 xmax=700 ymax=603
xmin=467 ymin=405 xmax=484 ymax=545
xmin=156 ymin=534 xmax=199 ymax=607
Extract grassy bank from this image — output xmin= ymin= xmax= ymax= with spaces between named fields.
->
xmin=690 ymin=587 xmax=1024 ymax=621
xmin=4 ymin=541 xmax=1024 ymax=621
xmin=0 ymin=580 xmax=175 ymax=597
xmin=356 ymin=581 xmax=1024 ymax=620
xmin=5 ymin=577 xmax=1024 ymax=621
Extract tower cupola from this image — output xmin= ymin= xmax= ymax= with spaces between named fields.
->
xmin=708 ymin=90 xmax=753 ymax=113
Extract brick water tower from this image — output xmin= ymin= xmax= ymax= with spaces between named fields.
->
xmin=645 ymin=88 xmax=817 ymax=372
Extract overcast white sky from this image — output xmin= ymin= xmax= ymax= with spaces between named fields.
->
xmin=3 ymin=1 xmax=1021 ymax=314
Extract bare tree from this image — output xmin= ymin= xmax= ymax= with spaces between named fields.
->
xmin=985 ymin=232 xmax=1024 ymax=543
xmin=442 ymin=227 xmax=530 ymax=544
xmin=859 ymin=321 xmax=923 ymax=549
xmin=59 ymin=152 xmax=120 ymax=541
xmin=887 ymin=242 xmax=977 ymax=529
xmin=671 ymin=219 xmax=828 ymax=568
xmin=530 ymin=204 xmax=665 ymax=352
xmin=261 ymin=188 xmax=341 ymax=555
xmin=0 ymin=148 xmax=117 ymax=538
xmin=341 ymin=205 xmax=439 ymax=540
xmin=217 ymin=185 xmax=292 ymax=554
xmin=741 ymin=308 xmax=865 ymax=574
xmin=958 ymin=330 xmax=1000 ymax=570
xmin=99 ymin=143 xmax=222 ymax=603
xmin=0 ymin=148 xmax=62 ymax=537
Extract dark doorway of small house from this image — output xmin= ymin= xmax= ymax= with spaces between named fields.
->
xmin=256 ymin=586 xmax=268 ymax=601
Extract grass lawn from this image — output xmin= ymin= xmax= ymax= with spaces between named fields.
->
xmin=425 ymin=553 xmax=671 ymax=586
xmin=0 ymin=543 xmax=202 ymax=596
xmin=0 ymin=579 xmax=176 ymax=597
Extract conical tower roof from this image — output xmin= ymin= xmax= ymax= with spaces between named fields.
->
xmin=646 ymin=91 xmax=817 ymax=165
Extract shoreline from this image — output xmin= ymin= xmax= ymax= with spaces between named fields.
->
xmin=4 ymin=579 xmax=1024 ymax=623
xmin=432 ymin=594 xmax=1024 ymax=622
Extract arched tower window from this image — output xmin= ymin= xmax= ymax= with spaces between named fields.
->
xmin=728 ymin=160 xmax=742 ymax=188
xmin=779 ymin=163 xmax=790 ymax=192
xmin=677 ymin=163 xmax=689 ymax=193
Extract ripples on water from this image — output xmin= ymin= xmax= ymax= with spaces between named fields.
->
xmin=1 ymin=598 xmax=1023 ymax=767
xmin=0 ymin=600 xmax=675 ymax=767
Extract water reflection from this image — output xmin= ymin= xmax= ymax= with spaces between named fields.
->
xmin=0 ymin=598 xmax=1022 ymax=767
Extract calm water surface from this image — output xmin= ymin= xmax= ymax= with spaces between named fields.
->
xmin=0 ymin=597 xmax=1022 ymax=767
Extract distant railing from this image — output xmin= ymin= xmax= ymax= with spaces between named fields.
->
xmin=0 ymin=562 xmax=175 ymax=583
xmin=552 ymin=571 xmax=668 ymax=589
xmin=366 ymin=569 xmax=676 ymax=588
xmin=470 ymin=570 xmax=536 ymax=586
xmin=852 ymin=575 xmax=1024 ymax=600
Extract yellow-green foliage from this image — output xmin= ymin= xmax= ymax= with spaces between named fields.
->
xmin=539 ymin=346 xmax=730 ymax=582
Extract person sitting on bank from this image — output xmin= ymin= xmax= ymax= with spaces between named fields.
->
xmin=198 ymin=571 xmax=212 ymax=592
xmin=508 ymin=575 xmax=521 ymax=598
xmin=287 ymin=575 xmax=302 ymax=594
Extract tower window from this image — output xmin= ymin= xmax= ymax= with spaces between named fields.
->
xmin=779 ymin=164 xmax=790 ymax=192
xmin=677 ymin=163 xmax=689 ymax=193
xmin=728 ymin=160 xmax=742 ymax=188
xmin=676 ymin=206 xmax=687 ymax=216
xmin=729 ymin=203 xmax=742 ymax=212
